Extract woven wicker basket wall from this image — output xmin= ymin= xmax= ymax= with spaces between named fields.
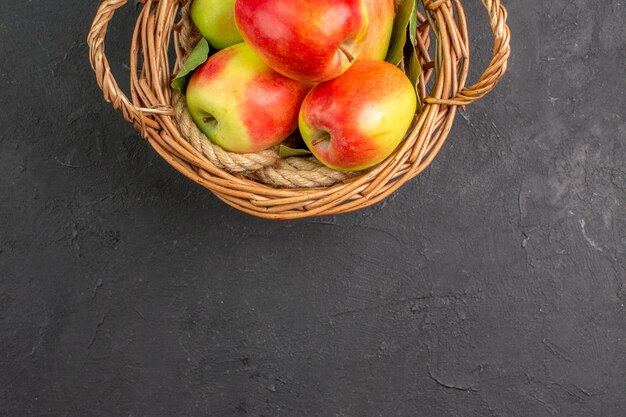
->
xmin=88 ymin=0 xmax=511 ymax=219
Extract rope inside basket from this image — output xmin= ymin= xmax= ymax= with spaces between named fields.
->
xmin=172 ymin=3 xmax=354 ymax=189
xmin=173 ymin=93 xmax=354 ymax=188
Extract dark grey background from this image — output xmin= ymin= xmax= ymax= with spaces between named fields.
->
xmin=1 ymin=0 xmax=625 ymax=416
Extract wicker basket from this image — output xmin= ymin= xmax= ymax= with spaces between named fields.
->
xmin=88 ymin=0 xmax=510 ymax=219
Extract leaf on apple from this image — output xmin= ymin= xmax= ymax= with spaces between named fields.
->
xmin=386 ymin=0 xmax=416 ymax=66
xmin=388 ymin=0 xmax=422 ymax=110
xmin=409 ymin=2 xmax=418 ymax=48
xmin=404 ymin=3 xmax=422 ymax=111
xmin=279 ymin=145 xmax=313 ymax=158
xmin=171 ymin=38 xmax=210 ymax=92
xmin=405 ymin=47 xmax=422 ymax=112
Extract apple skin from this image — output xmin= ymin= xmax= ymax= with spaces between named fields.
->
xmin=359 ymin=0 xmax=395 ymax=61
xmin=186 ymin=43 xmax=310 ymax=153
xmin=234 ymin=0 xmax=369 ymax=84
xmin=191 ymin=0 xmax=243 ymax=50
xmin=299 ymin=61 xmax=417 ymax=171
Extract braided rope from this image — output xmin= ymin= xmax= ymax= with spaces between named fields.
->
xmin=178 ymin=2 xmax=202 ymax=55
xmin=173 ymin=92 xmax=280 ymax=172
xmin=252 ymin=157 xmax=357 ymax=188
xmin=173 ymin=92 xmax=354 ymax=187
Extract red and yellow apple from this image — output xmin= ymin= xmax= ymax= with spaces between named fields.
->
xmin=234 ymin=0 xmax=370 ymax=84
xmin=359 ymin=0 xmax=395 ymax=61
xmin=299 ymin=61 xmax=417 ymax=171
xmin=191 ymin=0 xmax=243 ymax=50
xmin=186 ymin=43 xmax=310 ymax=153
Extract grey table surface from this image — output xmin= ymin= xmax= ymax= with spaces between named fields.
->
xmin=1 ymin=1 xmax=625 ymax=416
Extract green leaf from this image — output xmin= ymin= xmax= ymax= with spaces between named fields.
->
xmin=171 ymin=38 xmax=210 ymax=92
xmin=279 ymin=145 xmax=313 ymax=158
xmin=405 ymin=44 xmax=423 ymax=111
xmin=409 ymin=2 xmax=419 ymax=48
xmin=404 ymin=1 xmax=423 ymax=110
xmin=385 ymin=0 xmax=416 ymax=65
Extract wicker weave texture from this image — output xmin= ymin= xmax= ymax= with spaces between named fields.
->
xmin=88 ymin=0 xmax=511 ymax=219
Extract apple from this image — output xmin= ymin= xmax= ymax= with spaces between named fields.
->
xmin=234 ymin=0 xmax=369 ymax=84
xmin=186 ymin=43 xmax=310 ymax=153
xmin=299 ymin=61 xmax=417 ymax=171
xmin=359 ymin=0 xmax=395 ymax=61
xmin=191 ymin=0 xmax=243 ymax=50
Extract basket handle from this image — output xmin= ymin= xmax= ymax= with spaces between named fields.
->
xmin=426 ymin=0 xmax=511 ymax=106
xmin=87 ymin=0 xmax=172 ymax=128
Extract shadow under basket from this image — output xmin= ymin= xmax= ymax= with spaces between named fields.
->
xmin=88 ymin=0 xmax=511 ymax=220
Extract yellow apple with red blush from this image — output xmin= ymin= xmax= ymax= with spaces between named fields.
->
xmin=299 ymin=61 xmax=417 ymax=171
xmin=186 ymin=43 xmax=310 ymax=153
xmin=359 ymin=0 xmax=395 ymax=60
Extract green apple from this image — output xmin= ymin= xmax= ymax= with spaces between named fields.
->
xmin=186 ymin=43 xmax=310 ymax=153
xmin=191 ymin=0 xmax=243 ymax=50
xmin=299 ymin=60 xmax=417 ymax=171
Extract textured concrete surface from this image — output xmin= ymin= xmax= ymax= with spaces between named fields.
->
xmin=1 ymin=1 xmax=625 ymax=416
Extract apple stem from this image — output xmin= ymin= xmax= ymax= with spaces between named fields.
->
xmin=339 ymin=45 xmax=355 ymax=63
xmin=311 ymin=132 xmax=331 ymax=147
